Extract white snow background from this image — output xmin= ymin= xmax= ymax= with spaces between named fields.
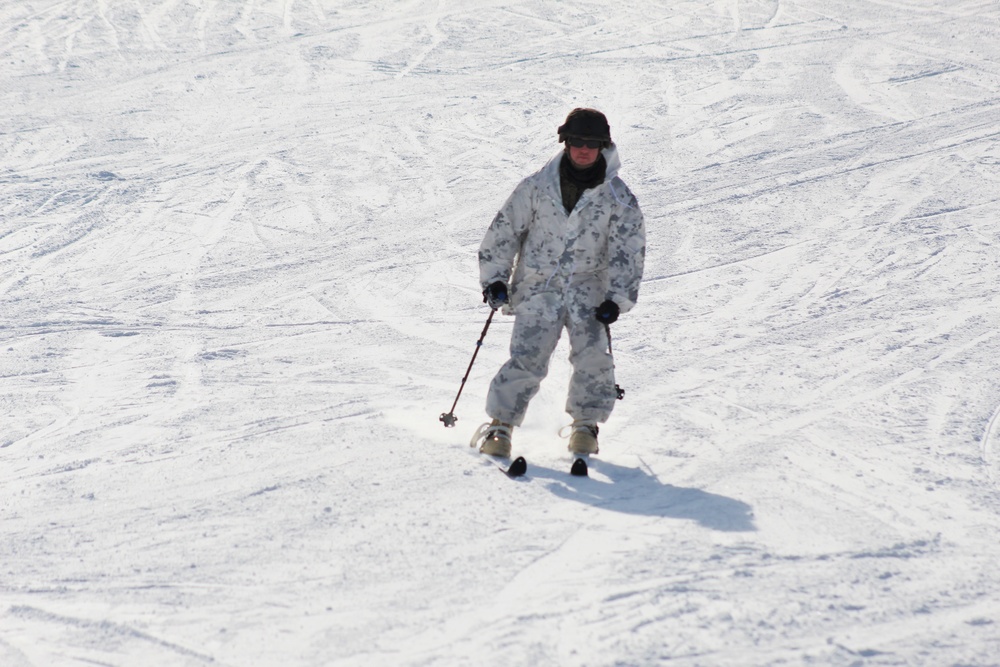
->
xmin=2 ymin=0 xmax=1000 ymax=665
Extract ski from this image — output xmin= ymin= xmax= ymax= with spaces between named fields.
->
xmin=481 ymin=454 xmax=588 ymax=478
xmin=501 ymin=456 xmax=527 ymax=478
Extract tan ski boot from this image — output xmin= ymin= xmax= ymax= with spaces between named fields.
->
xmin=568 ymin=421 xmax=599 ymax=455
xmin=472 ymin=419 xmax=513 ymax=458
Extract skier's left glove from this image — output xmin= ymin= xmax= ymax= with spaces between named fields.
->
xmin=595 ymin=299 xmax=620 ymax=324
xmin=483 ymin=281 xmax=509 ymax=310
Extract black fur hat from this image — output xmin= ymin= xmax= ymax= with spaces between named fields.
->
xmin=557 ymin=108 xmax=612 ymax=145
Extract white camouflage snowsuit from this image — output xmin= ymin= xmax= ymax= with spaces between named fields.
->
xmin=479 ymin=145 xmax=645 ymax=426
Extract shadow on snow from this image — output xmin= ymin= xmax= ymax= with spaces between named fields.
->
xmin=530 ymin=458 xmax=756 ymax=532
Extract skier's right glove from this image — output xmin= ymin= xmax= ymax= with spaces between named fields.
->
xmin=483 ymin=281 xmax=509 ymax=310
xmin=595 ymin=299 xmax=620 ymax=324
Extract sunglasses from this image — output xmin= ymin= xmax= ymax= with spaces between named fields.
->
xmin=566 ymin=137 xmax=604 ymax=149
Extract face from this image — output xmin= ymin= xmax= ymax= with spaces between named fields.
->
xmin=568 ymin=144 xmax=600 ymax=168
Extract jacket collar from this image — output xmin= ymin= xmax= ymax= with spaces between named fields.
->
xmin=540 ymin=145 xmax=622 ymax=203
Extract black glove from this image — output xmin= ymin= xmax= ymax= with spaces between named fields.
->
xmin=483 ymin=281 xmax=509 ymax=310
xmin=595 ymin=299 xmax=620 ymax=324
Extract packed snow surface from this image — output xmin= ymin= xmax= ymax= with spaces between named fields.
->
xmin=2 ymin=1 xmax=1000 ymax=665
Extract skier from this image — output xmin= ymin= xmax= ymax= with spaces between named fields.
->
xmin=473 ymin=108 xmax=646 ymax=458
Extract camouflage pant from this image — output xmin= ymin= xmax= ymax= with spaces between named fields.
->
xmin=486 ymin=307 xmax=617 ymax=426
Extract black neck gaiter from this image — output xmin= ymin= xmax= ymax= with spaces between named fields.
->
xmin=559 ymin=152 xmax=607 ymax=214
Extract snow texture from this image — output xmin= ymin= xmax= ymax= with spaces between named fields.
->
xmin=2 ymin=1 xmax=1000 ymax=665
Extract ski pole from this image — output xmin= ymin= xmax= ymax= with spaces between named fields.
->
xmin=440 ymin=308 xmax=496 ymax=427
xmin=604 ymin=322 xmax=625 ymax=400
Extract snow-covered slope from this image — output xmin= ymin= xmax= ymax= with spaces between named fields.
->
xmin=2 ymin=1 xmax=999 ymax=665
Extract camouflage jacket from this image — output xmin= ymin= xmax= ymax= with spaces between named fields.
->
xmin=478 ymin=146 xmax=646 ymax=322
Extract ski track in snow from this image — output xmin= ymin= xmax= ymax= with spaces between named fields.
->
xmin=2 ymin=1 xmax=1000 ymax=665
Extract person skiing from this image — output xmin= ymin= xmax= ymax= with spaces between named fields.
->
xmin=472 ymin=108 xmax=646 ymax=458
